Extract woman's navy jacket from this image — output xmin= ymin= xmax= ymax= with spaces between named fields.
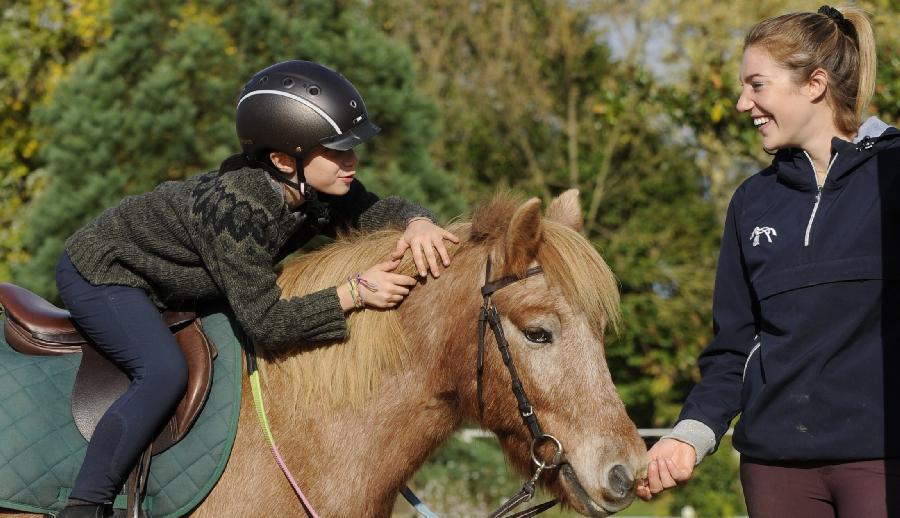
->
xmin=680 ymin=119 xmax=900 ymax=461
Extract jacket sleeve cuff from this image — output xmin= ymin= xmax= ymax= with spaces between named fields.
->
xmin=663 ymin=419 xmax=717 ymax=465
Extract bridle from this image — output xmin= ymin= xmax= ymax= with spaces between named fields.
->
xmin=477 ymin=257 xmax=564 ymax=518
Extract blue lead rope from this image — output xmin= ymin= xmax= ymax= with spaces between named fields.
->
xmin=401 ymin=486 xmax=441 ymax=518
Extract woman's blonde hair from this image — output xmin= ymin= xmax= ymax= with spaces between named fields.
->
xmin=744 ymin=6 xmax=876 ymax=135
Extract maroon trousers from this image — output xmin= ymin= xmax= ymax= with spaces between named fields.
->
xmin=740 ymin=456 xmax=900 ymax=518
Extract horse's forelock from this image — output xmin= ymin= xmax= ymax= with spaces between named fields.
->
xmin=471 ymin=194 xmax=620 ymax=334
xmin=470 ymin=193 xmax=523 ymax=243
xmin=538 ymin=221 xmax=621 ymax=335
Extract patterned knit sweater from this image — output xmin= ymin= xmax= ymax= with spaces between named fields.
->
xmin=64 ymin=166 xmax=436 ymax=352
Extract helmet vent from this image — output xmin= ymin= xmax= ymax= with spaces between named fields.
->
xmin=259 ymin=75 xmax=268 ymax=84
xmin=307 ymin=85 xmax=320 ymax=96
xmin=282 ymin=78 xmax=295 ymax=88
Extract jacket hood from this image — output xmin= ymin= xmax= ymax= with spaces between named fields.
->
xmin=772 ymin=117 xmax=900 ymax=190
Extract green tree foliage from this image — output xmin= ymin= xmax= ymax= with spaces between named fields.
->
xmin=0 ymin=0 xmax=110 ymax=282
xmin=870 ymin=1 xmax=900 ymax=122
xmin=14 ymin=0 xmax=462 ymax=298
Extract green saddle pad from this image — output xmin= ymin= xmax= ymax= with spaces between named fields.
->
xmin=0 ymin=312 xmax=243 ymax=517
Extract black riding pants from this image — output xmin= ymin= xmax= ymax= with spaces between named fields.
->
xmin=55 ymin=252 xmax=188 ymax=503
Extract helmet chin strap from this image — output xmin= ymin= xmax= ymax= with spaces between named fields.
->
xmin=247 ymin=153 xmax=330 ymax=228
xmin=269 ymin=169 xmax=315 ymax=200
xmin=246 ymin=153 xmax=316 ymax=199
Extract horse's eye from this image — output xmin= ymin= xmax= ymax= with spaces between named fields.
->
xmin=523 ymin=327 xmax=553 ymax=344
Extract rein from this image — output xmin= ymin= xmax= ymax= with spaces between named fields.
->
xmin=246 ymin=350 xmax=321 ymax=518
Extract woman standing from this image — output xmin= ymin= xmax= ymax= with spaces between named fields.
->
xmin=638 ymin=6 xmax=900 ymax=516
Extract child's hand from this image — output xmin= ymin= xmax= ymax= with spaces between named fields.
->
xmin=390 ymin=218 xmax=459 ymax=278
xmin=336 ymin=259 xmax=418 ymax=311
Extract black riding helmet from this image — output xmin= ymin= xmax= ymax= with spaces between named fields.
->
xmin=236 ymin=60 xmax=380 ymax=160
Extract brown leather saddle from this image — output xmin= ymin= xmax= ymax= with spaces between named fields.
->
xmin=0 ymin=282 xmax=218 ymax=517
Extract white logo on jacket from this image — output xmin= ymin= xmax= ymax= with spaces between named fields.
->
xmin=750 ymin=226 xmax=777 ymax=246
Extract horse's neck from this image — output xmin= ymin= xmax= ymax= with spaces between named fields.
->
xmin=250 ymin=261 xmax=484 ymax=515
xmin=266 ymin=296 xmax=466 ymax=514
xmin=285 ymin=367 xmax=457 ymax=514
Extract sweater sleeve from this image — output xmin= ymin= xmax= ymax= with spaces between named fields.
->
xmin=322 ymin=179 xmax=438 ymax=233
xmin=676 ymin=193 xmax=759 ymax=460
xmin=191 ymin=178 xmax=347 ymax=351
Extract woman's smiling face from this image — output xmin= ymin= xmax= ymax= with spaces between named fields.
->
xmin=736 ymin=45 xmax=821 ymax=151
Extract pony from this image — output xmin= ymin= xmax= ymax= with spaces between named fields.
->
xmin=3 ymin=190 xmax=647 ymax=517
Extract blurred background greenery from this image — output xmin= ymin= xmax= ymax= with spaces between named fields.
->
xmin=2 ymin=1 xmax=897 ymax=516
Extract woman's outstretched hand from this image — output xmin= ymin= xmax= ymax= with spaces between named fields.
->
xmin=337 ymin=259 xmax=418 ymax=311
xmin=636 ymin=438 xmax=696 ymax=501
xmin=391 ymin=219 xmax=460 ymax=278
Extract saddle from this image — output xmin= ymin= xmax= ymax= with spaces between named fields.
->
xmin=0 ymin=282 xmax=217 ymax=517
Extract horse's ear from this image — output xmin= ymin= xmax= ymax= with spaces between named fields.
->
xmin=503 ymin=198 xmax=543 ymax=276
xmin=546 ymin=189 xmax=583 ymax=231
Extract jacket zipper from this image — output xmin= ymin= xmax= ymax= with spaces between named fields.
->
xmin=802 ymin=151 xmax=839 ymax=247
xmin=742 ymin=336 xmax=761 ymax=382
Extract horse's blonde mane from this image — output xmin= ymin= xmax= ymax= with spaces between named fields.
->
xmin=266 ymin=196 xmax=620 ymax=415
xmin=264 ymin=225 xmax=464 ymax=415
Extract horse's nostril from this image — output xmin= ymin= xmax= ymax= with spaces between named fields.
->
xmin=607 ymin=464 xmax=634 ymax=499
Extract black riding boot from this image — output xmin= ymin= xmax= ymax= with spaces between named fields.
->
xmin=53 ymin=502 xmax=111 ymax=518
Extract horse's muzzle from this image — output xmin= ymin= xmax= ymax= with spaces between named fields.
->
xmin=559 ymin=462 xmax=637 ymax=517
